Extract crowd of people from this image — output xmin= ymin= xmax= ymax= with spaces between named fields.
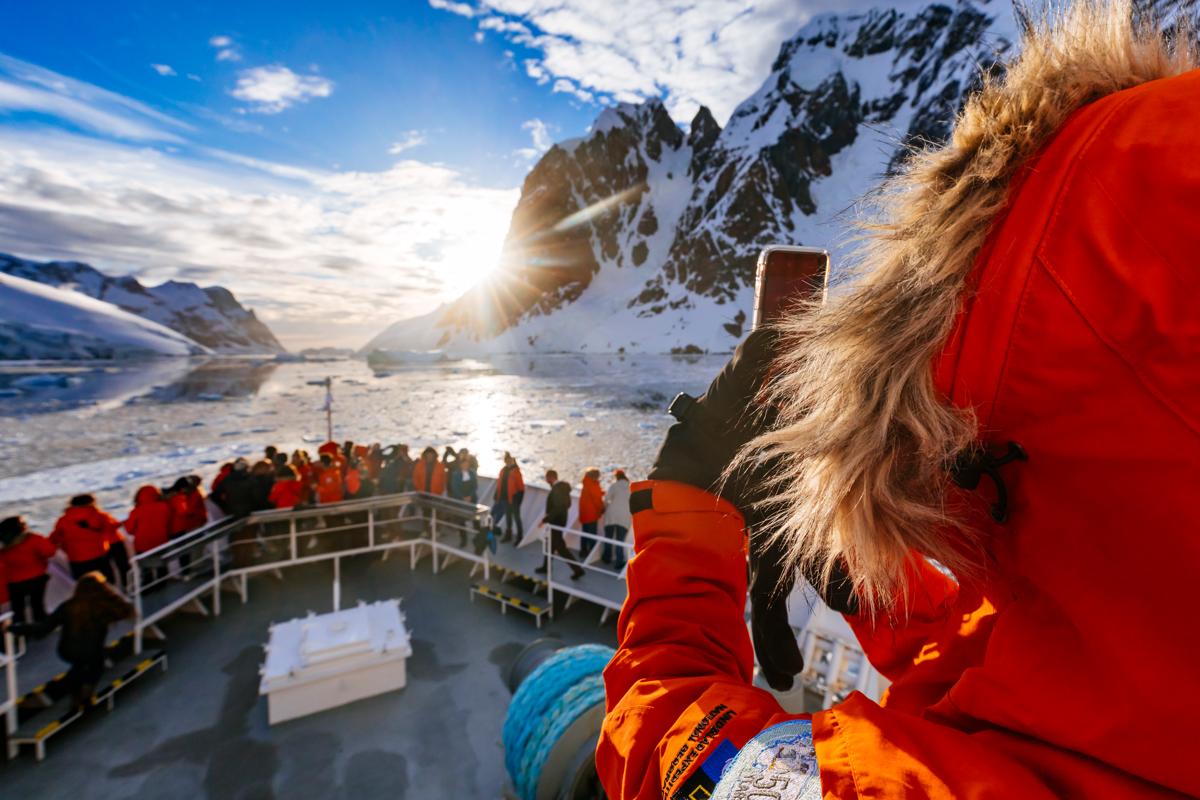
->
xmin=0 ymin=437 xmax=636 ymax=624
xmin=0 ymin=436 xmax=634 ymax=714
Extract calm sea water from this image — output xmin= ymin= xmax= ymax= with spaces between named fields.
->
xmin=0 ymin=354 xmax=724 ymax=531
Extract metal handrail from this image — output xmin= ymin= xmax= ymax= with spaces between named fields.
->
xmin=1 ymin=611 xmax=16 ymax=758
xmin=129 ymin=492 xmax=491 ymax=653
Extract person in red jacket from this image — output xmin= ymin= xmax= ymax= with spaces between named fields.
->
xmin=51 ymin=494 xmax=122 ymax=582
xmin=292 ymin=450 xmax=315 ymax=504
xmin=599 ymin=7 xmax=1200 ymax=799
xmin=496 ymin=452 xmax=526 ymax=544
xmin=124 ymin=485 xmax=173 ymax=587
xmin=314 ymin=452 xmax=344 ymax=504
xmin=167 ymin=476 xmax=208 ymax=538
xmin=576 ymin=467 xmax=605 ymax=559
xmin=411 ymin=447 xmax=446 ymax=495
xmin=0 ymin=516 xmax=58 ymax=623
xmin=210 ymin=462 xmax=233 ymax=496
xmin=124 ymin=485 xmax=173 ymax=555
xmin=268 ymin=464 xmax=305 ymax=509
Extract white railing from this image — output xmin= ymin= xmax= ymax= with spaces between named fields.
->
xmin=127 ymin=491 xmax=492 ymax=653
xmin=544 ymin=524 xmax=632 ymax=623
xmin=1 ymin=611 xmax=16 ymax=758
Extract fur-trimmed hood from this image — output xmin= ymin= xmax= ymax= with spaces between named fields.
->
xmin=751 ymin=0 xmax=1197 ymax=613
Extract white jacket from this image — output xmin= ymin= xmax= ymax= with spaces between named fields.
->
xmin=603 ymin=478 xmax=632 ymax=529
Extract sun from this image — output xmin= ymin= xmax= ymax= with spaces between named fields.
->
xmin=448 ymin=240 xmax=502 ymax=287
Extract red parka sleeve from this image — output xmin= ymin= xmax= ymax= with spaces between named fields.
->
xmin=597 ymin=480 xmax=801 ymax=799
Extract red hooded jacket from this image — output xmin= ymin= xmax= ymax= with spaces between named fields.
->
xmin=0 ymin=531 xmax=57 ymax=583
xmin=125 ymin=486 xmax=173 ymax=554
xmin=578 ymin=475 xmax=605 ymax=524
xmin=269 ymin=478 xmax=305 ymax=509
xmin=598 ymin=61 xmax=1200 ymax=800
xmin=315 ymin=463 xmax=345 ymax=504
xmin=168 ymin=489 xmax=208 ymax=537
xmin=52 ymin=505 xmax=120 ymax=563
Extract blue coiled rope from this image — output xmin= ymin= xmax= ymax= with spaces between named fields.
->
xmin=503 ymin=644 xmax=614 ymax=800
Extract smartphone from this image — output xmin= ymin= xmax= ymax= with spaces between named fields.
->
xmin=752 ymin=246 xmax=830 ymax=329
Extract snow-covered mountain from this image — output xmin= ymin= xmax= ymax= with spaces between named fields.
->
xmin=367 ymin=0 xmax=1019 ymax=355
xmin=0 ymin=253 xmax=285 ymax=355
xmin=0 ymin=272 xmax=211 ymax=360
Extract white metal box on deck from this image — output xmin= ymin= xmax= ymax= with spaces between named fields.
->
xmin=259 ymin=600 xmax=412 ymax=724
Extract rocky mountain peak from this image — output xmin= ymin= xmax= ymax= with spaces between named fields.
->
xmin=369 ymin=1 xmax=1194 ymax=356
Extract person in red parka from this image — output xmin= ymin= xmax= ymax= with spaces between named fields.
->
xmin=599 ymin=6 xmax=1200 ymax=799
xmin=124 ymin=485 xmax=173 ymax=555
xmin=167 ymin=476 xmax=208 ymax=538
xmin=51 ymin=494 xmax=122 ymax=582
xmin=210 ymin=462 xmax=232 ymax=496
xmin=0 ymin=516 xmax=58 ymax=623
xmin=268 ymin=464 xmax=305 ymax=509
xmin=124 ymin=485 xmax=173 ymax=587
xmin=314 ymin=452 xmax=344 ymax=505
xmin=411 ymin=447 xmax=446 ymax=495
xmin=496 ymin=451 xmax=526 ymax=544
xmin=576 ymin=467 xmax=605 ymax=559
xmin=292 ymin=450 xmax=315 ymax=504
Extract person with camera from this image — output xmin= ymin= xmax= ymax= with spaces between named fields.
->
xmin=597 ymin=5 xmax=1200 ymax=798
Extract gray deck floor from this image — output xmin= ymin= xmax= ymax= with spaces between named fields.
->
xmin=1 ymin=550 xmax=617 ymax=799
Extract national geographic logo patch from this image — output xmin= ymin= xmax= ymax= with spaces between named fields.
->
xmin=710 ymin=719 xmax=820 ymax=800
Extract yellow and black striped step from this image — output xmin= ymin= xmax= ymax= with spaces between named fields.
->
xmin=471 ymin=582 xmax=547 ymax=616
xmin=16 ymin=631 xmax=138 ymax=707
xmin=11 ymin=649 xmax=167 ymax=753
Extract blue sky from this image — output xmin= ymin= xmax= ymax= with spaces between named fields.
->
xmin=0 ymin=0 xmax=886 ymax=348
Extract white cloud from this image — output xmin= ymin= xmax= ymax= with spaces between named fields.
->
xmin=551 ymin=77 xmax=593 ymax=103
xmin=430 ymin=1 xmax=885 ymax=122
xmin=388 ymin=130 xmax=427 ymax=155
xmin=514 ymin=118 xmax=553 ymax=161
xmin=150 ymin=63 xmax=176 ymax=77
xmin=0 ymin=58 xmax=518 ymax=349
xmin=231 ymin=65 xmax=334 ymax=113
xmin=523 ymin=118 xmax=552 ymax=151
xmin=208 ymin=34 xmax=241 ymax=62
xmin=428 ymin=0 xmax=477 ymax=18
xmin=0 ymin=54 xmax=189 ymax=143
xmin=473 ymin=31 xmax=486 ymax=43
xmin=523 ymin=59 xmax=549 ymax=85
xmin=0 ymin=129 xmax=518 ymax=349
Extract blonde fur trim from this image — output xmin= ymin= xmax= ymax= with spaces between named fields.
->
xmin=745 ymin=0 xmax=1196 ymax=615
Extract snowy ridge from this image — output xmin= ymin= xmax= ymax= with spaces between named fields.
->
xmin=368 ymin=0 xmax=1019 ymax=355
xmin=0 ymin=271 xmax=210 ymax=359
xmin=378 ymin=1 xmax=1190 ymax=355
xmin=0 ymin=253 xmax=285 ymax=355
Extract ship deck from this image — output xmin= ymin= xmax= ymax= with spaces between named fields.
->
xmin=0 ymin=549 xmax=617 ymax=798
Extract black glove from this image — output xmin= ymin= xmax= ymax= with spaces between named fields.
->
xmin=650 ymin=329 xmax=861 ymax=691
xmin=648 ymin=328 xmax=779 ymax=503
xmin=649 ymin=329 xmax=806 ymax=690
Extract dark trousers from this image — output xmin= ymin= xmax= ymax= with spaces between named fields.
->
xmin=109 ymin=545 xmax=131 ymax=590
xmin=504 ymin=492 xmax=525 ymax=541
xmin=64 ymin=656 xmax=105 ymax=710
xmin=579 ymin=521 xmax=599 ymax=558
xmin=70 ymin=556 xmax=114 ymax=582
xmin=541 ymin=517 xmax=583 ymax=577
xmin=602 ymin=524 xmax=629 ymax=570
xmin=8 ymin=575 xmax=49 ymax=624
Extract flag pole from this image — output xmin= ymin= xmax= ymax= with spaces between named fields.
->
xmin=324 ymin=376 xmax=333 ymax=442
